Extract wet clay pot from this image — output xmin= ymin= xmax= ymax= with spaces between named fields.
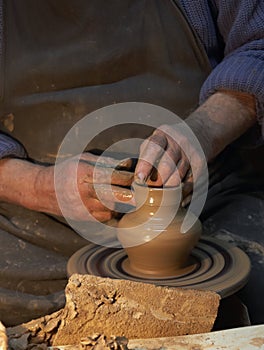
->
xmin=117 ymin=183 xmax=202 ymax=278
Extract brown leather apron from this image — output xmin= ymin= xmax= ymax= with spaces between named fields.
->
xmin=0 ymin=0 xmax=211 ymax=163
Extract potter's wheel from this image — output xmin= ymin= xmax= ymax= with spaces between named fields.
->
xmin=67 ymin=237 xmax=250 ymax=298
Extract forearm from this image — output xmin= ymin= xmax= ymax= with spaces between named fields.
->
xmin=186 ymin=90 xmax=256 ymax=162
xmin=0 ymin=154 xmax=134 ymax=222
xmin=0 ymin=158 xmax=45 ymax=211
xmin=200 ymin=0 xmax=264 ymax=124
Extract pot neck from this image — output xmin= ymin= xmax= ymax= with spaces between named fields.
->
xmin=133 ymin=183 xmax=182 ymax=208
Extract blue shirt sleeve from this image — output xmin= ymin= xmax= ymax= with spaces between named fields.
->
xmin=0 ymin=133 xmax=27 ymax=159
xmin=199 ymin=0 xmax=264 ymax=127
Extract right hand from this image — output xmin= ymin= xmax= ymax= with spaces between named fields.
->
xmin=35 ymin=152 xmax=134 ymax=222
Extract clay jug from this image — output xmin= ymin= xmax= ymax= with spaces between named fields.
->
xmin=117 ymin=182 xmax=202 ymax=278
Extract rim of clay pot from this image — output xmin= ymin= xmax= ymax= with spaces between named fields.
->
xmin=132 ymin=181 xmax=183 ymax=207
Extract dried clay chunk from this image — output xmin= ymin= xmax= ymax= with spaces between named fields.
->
xmin=53 ymin=274 xmax=220 ymax=346
xmin=0 ymin=322 xmax=7 ymax=350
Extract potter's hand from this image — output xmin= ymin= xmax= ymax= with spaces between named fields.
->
xmin=37 ymin=152 xmax=134 ymax=221
xmin=135 ymin=91 xmax=256 ymax=205
xmin=135 ymin=123 xmax=204 ymax=206
xmin=0 ymin=153 xmax=134 ymax=222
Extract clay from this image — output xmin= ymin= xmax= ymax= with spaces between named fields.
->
xmin=117 ymin=183 xmax=202 ymax=277
xmin=0 ymin=322 xmax=7 ymax=350
xmin=7 ymin=309 xmax=63 ymax=349
xmin=52 ymin=274 xmax=220 ymax=345
xmin=7 ymin=310 xmax=127 ymax=349
xmin=6 ymin=275 xmax=219 ymax=348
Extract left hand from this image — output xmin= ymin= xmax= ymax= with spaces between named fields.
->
xmin=134 ymin=123 xmax=206 ymax=204
xmin=135 ymin=91 xmax=257 ymax=205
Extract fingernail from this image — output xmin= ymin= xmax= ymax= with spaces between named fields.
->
xmin=135 ymin=172 xmax=147 ymax=184
xmin=181 ymin=197 xmax=191 ymax=207
xmin=181 ymin=199 xmax=187 ymax=207
xmin=181 ymin=200 xmax=187 ymax=207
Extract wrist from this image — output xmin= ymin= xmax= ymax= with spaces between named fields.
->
xmin=185 ymin=91 xmax=256 ymax=162
xmin=34 ymin=165 xmax=62 ymax=215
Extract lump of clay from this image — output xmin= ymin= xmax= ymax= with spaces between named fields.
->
xmin=0 ymin=322 xmax=7 ymax=350
xmin=79 ymin=334 xmax=128 ymax=349
xmin=52 ymin=274 xmax=220 ymax=346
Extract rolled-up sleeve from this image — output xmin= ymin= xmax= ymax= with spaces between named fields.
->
xmin=200 ymin=0 xmax=264 ymax=123
xmin=0 ymin=133 xmax=27 ymax=159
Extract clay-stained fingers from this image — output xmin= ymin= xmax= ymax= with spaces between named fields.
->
xmin=83 ymin=183 xmax=134 ymax=209
xmin=93 ymin=166 xmax=134 ymax=187
xmin=110 ymin=169 xmax=134 ymax=187
xmin=78 ymin=152 xmax=134 ymax=186
xmin=79 ymin=152 xmax=134 ymax=170
xmin=165 ymin=155 xmax=190 ymax=187
xmin=81 ymin=193 xmax=132 ymax=222
xmin=61 ymin=196 xmax=113 ymax=222
xmin=135 ymin=130 xmax=168 ymax=182
xmin=110 ymin=185 xmax=134 ymax=203
xmin=81 ymin=164 xmax=134 ymax=187
xmin=181 ymin=194 xmax=192 ymax=207
xmin=181 ymin=169 xmax=201 ymax=207
xmin=145 ymin=154 xmax=178 ymax=187
xmin=89 ymin=209 xmax=113 ymax=222
xmin=155 ymin=153 xmax=190 ymax=187
xmin=136 ymin=126 xmax=191 ymax=186
xmin=82 ymin=196 xmax=112 ymax=212
xmin=144 ymin=145 xmax=190 ymax=187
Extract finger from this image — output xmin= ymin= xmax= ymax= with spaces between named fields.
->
xmin=149 ymin=145 xmax=185 ymax=186
xmin=163 ymin=171 xmax=182 ymax=187
xmin=62 ymin=197 xmax=112 ymax=222
xmin=164 ymin=160 xmax=190 ymax=187
xmin=182 ymin=180 xmax=193 ymax=199
xmin=81 ymin=165 xmax=134 ymax=187
xmin=115 ymin=158 xmax=135 ymax=171
xmin=175 ymin=156 xmax=190 ymax=181
xmin=146 ymin=159 xmax=178 ymax=187
xmin=144 ymin=142 xmax=183 ymax=186
xmin=181 ymin=194 xmax=192 ymax=207
xmin=80 ymin=152 xmax=134 ymax=170
xmin=183 ymin=168 xmax=193 ymax=182
xmin=90 ymin=210 xmax=113 ymax=222
xmin=84 ymin=183 xmax=134 ymax=211
xmin=181 ymin=172 xmax=193 ymax=207
xmin=81 ymin=182 xmax=133 ymax=202
xmin=98 ymin=188 xmax=134 ymax=214
xmin=82 ymin=197 xmax=111 ymax=212
xmin=111 ymin=185 xmax=134 ymax=203
xmin=79 ymin=197 xmax=113 ymax=222
xmin=110 ymin=170 xmax=134 ymax=186
xmin=135 ymin=130 xmax=168 ymax=183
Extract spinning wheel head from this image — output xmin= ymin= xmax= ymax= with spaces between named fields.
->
xmin=67 ymin=237 xmax=250 ymax=298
